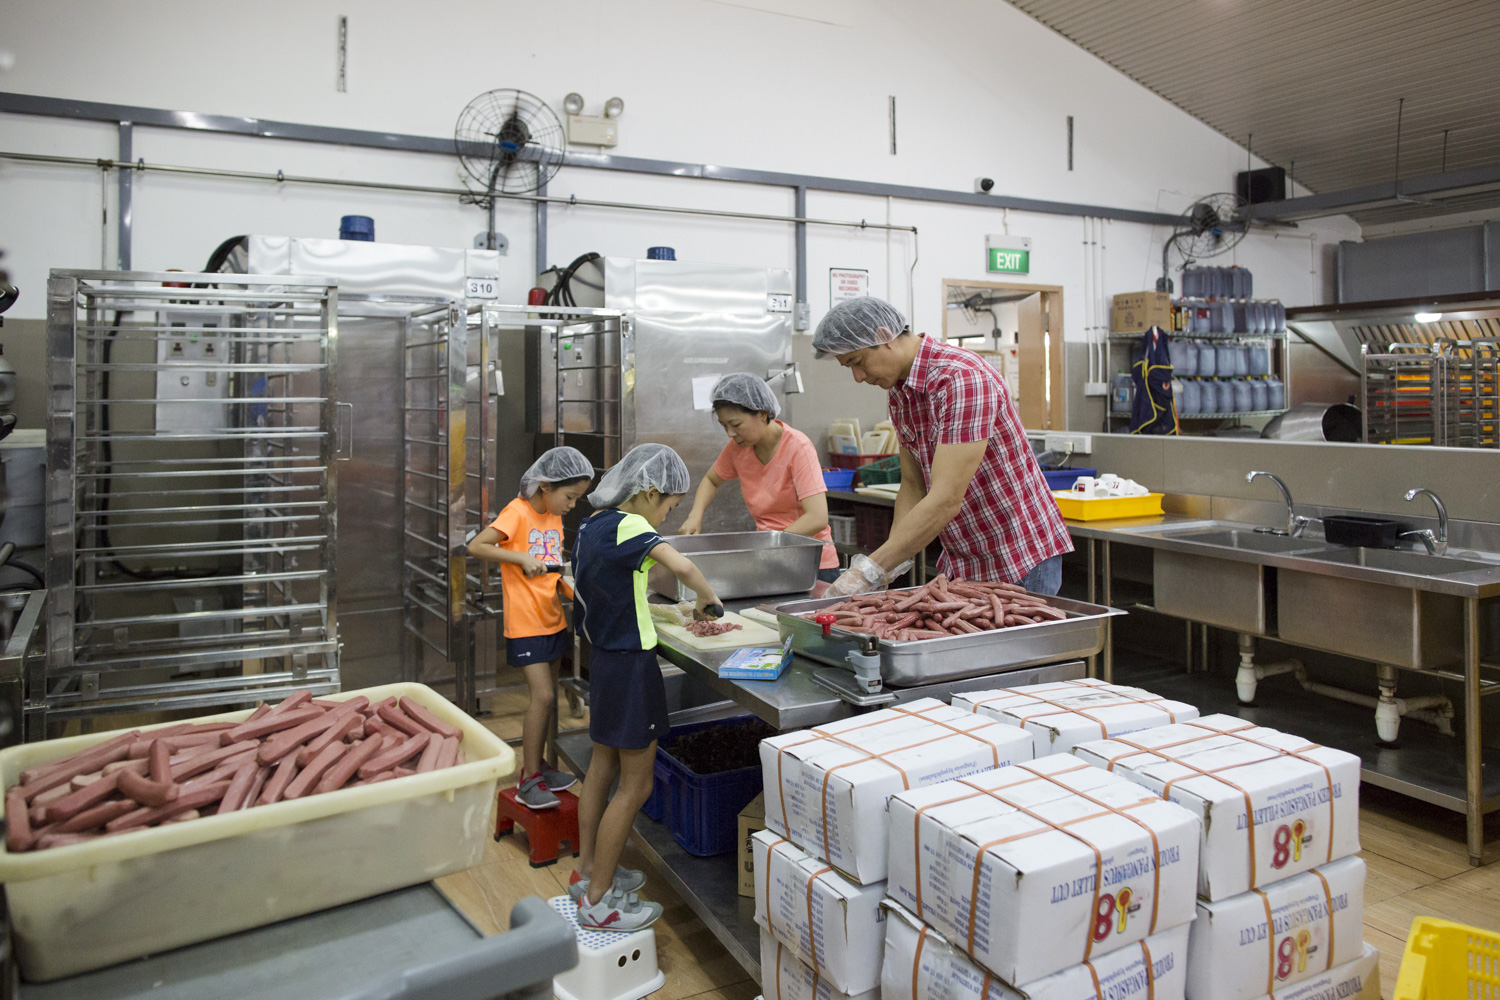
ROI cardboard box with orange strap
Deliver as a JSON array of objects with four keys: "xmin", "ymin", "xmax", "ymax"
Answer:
[
  {"xmin": 1185, "ymin": 855, "xmax": 1367, "ymax": 1000},
  {"xmin": 953, "ymin": 678, "xmax": 1200, "ymax": 758},
  {"xmin": 752, "ymin": 829, "xmax": 886, "ymax": 995},
  {"xmin": 886, "ymin": 754, "xmax": 1201, "ymax": 986},
  {"xmin": 1070, "ymin": 715, "xmax": 1362, "ymax": 900},
  {"xmin": 759, "ymin": 698, "xmax": 1034, "ymax": 885},
  {"xmin": 761, "ymin": 930, "xmax": 877, "ymax": 1000},
  {"xmin": 881, "ymin": 899, "xmax": 1191, "ymax": 1000}
]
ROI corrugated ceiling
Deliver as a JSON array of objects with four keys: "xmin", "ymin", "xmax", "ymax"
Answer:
[{"xmin": 1005, "ymin": 0, "xmax": 1500, "ymax": 227}]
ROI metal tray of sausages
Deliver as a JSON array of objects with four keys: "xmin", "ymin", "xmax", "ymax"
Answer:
[{"xmin": 768, "ymin": 589, "xmax": 1125, "ymax": 686}]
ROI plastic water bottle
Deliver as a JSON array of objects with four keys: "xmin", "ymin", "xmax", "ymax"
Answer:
[
  {"xmin": 1110, "ymin": 371, "xmax": 1134, "ymax": 416},
  {"xmin": 1250, "ymin": 378, "xmax": 1269, "ymax": 411},
  {"xmin": 1216, "ymin": 380, "xmax": 1237, "ymax": 413},
  {"xmin": 1232, "ymin": 379, "xmax": 1254, "ymax": 412},
  {"xmin": 1196, "ymin": 342, "xmax": 1215, "ymax": 377},
  {"xmin": 1266, "ymin": 377, "xmax": 1285, "ymax": 410},
  {"xmin": 1216, "ymin": 344, "xmax": 1237, "ymax": 376},
  {"xmin": 1179, "ymin": 379, "xmax": 1200, "ymax": 415},
  {"xmin": 1242, "ymin": 268, "xmax": 1254, "ymax": 299},
  {"xmin": 1273, "ymin": 301, "xmax": 1286, "ymax": 332},
  {"xmin": 1248, "ymin": 345, "xmax": 1270, "ymax": 375}
]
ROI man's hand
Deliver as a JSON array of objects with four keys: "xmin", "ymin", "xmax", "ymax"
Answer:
[{"xmin": 824, "ymin": 554, "xmax": 889, "ymax": 599}]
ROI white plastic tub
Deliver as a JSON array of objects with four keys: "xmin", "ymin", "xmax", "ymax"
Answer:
[{"xmin": 0, "ymin": 682, "xmax": 514, "ymax": 981}]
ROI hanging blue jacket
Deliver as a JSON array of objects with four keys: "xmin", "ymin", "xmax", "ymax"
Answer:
[{"xmin": 1130, "ymin": 326, "xmax": 1178, "ymax": 434}]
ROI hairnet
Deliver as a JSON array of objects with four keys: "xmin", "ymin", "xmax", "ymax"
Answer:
[
  {"xmin": 710, "ymin": 372, "xmax": 780, "ymax": 419},
  {"xmin": 811, "ymin": 296, "xmax": 908, "ymax": 359},
  {"xmin": 587, "ymin": 443, "xmax": 691, "ymax": 508},
  {"xmin": 519, "ymin": 446, "xmax": 595, "ymax": 499}
]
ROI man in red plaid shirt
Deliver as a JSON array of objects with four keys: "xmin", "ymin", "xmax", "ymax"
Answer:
[{"xmin": 813, "ymin": 297, "xmax": 1072, "ymax": 597}]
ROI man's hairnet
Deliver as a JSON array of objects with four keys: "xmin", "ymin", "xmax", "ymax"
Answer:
[
  {"xmin": 519, "ymin": 446, "xmax": 595, "ymax": 499},
  {"xmin": 711, "ymin": 372, "xmax": 780, "ymax": 419},
  {"xmin": 811, "ymin": 296, "xmax": 908, "ymax": 359},
  {"xmin": 587, "ymin": 443, "xmax": 691, "ymax": 508}
]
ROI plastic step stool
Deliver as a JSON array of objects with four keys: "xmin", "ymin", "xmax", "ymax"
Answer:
[
  {"xmin": 495, "ymin": 786, "xmax": 580, "ymax": 868},
  {"xmin": 549, "ymin": 895, "xmax": 665, "ymax": 1000}
]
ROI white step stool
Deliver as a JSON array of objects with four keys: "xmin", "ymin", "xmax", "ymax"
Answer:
[{"xmin": 549, "ymin": 895, "xmax": 665, "ymax": 1000}]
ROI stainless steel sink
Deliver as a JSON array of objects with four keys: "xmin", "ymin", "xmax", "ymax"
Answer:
[
  {"xmin": 1296, "ymin": 546, "xmax": 1494, "ymax": 576},
  {"xmin": 1166, "ymin": 528, "xmax": 1324, "ymax": 554}
]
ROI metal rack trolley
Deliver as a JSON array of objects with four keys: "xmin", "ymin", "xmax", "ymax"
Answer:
[
  {"xmin": 40, "ymin": 271, "xmax": 342, "ymax": 733},
  {"xmin": 1363, "ymin": 340, "xmax": 1500, "ymax": 448}
]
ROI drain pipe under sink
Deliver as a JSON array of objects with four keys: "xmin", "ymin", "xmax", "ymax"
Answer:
[{"xmin": 1235, "ymin": 634, "xmax": 1456, "ymax": 742}]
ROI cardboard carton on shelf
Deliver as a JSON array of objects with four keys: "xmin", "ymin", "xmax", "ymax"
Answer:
[
  {"xmin": 737, "ymin": 792, "xmax": 766, "ymax": 898},
  {"xmin": 752, "ymin": 830, "xmax": 885, "ymax": 995},
  {"xmin": 1071, "ymin": 715, "xmax": 1362, "ymax": 901},
  {"xmin": 759, "ymin": 698, "xmax": 1033, "ymax": 885},
  {"xmin": 881, "ymin": 900, "xmax": 1191, "ymax": 1000},
  {"xmin": 952, "ymin": 678, "xmax": 1199, "ymax": 758},
  {"xmin": 1112, "ymin": 291, "xmax": 1174, "ymax": 334},
  {"xmin": 1185, "ymin": 855, "xmax": 1367, "ymax": 1000},
  {"xmin": 887, "ymin": 755, "xmax": 1201, "ymax": 986}
]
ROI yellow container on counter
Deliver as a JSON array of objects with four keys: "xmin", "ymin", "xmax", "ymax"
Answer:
[{"xmin": 1052, "ymin": 491, "xmax": 1164, "ymax": 521}]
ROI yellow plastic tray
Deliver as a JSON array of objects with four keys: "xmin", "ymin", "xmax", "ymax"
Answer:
[
  {"xmin": 1052, "ymin": 491, "xmax": 1164, "ymax": 521},
  {"xmin": 1394, "ymin": 916, "xmax": 1500, "ymax": 999},
  {"xmin": 0, "ymin": 682, "xmax": 513, "ymax": 981}
]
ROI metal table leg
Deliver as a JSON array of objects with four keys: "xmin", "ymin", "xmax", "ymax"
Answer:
[
  {"xmin": 1085, "ymin": 538, "xmax": 1098, "ymax": 678},
  {"xmin": 1102, "ymin": 540, "xmax": 1113, "ymax": 683},
  {"xmin": 1466, "ymin": 596, "xmax": 1484, "ymax": 866}
]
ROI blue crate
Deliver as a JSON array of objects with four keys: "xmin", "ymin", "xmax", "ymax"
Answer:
[
  {"xmin": 1042, "ymin": 467, "xmax": 1096, "ymax": 492},
  {"xmin": 649, "ymin": 716, "xmax": 767, "ymax": 857},
  {"xmin": 821, "ymin": 468, "xmax": 856, "ymax": 491}
]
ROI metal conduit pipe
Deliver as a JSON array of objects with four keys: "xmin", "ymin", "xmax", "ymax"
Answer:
[{"xmin": 0, "ymin": 149, "xmax": 919, "ymax": 236}]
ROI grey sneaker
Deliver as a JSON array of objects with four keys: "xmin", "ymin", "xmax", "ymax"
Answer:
[
  {"xmin": 542, "ymin": 766, "xmax": 577, "ymax": 792},
  {"xmin": 576, "ymin": 888, "xmax": 662, "ymax": 932},
  {"xmin": 516, "ymin": 773, "xmax": 560, "ymax": 810},
  {"xmin": 568, "ymin": 866, "xmax": 646, "ymax": 901}
]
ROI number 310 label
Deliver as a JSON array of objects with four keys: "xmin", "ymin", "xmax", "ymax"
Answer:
[{"xmin": 466, "ymin": 277, "xmax": 498, "ymax": 299}]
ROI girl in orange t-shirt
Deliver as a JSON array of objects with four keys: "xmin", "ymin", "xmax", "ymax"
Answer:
[
  {"xmin": 467, "ymin": 446, "xmax": 593, "ymax": 810},
  {"xmin": 679, "ymin": 373, "xmax": 838, "ymax": 580}
]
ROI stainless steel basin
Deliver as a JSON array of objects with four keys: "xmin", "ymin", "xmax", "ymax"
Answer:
[
  {"xmin": 1296, "ymin": 547, "xmax": 1494, "ymax": 576},
  {"xmin": 1166, "ymin": 528, "xmax": 1324, "ymax": 554},
  {"xmin": 647, "ymin": 530, "xmax": 825, "ymax": 601}
]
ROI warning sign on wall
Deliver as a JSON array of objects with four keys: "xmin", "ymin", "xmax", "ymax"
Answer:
[{"xmin": 829, "ymin": 268, "xmax": 869, "ymax": 305}]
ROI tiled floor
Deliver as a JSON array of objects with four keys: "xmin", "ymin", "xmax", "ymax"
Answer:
[{"xmin": 450, "ymin": 685, "xmax": 1500, "ymax": 1000}]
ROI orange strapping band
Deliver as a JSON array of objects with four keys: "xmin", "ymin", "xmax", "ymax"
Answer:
[
  {"xmin": 1251, "ymin": 888, "xmax": 1277, "ymax": 996},
  {"xmin": 1312, "ymin": 867, "xmax": 1337, "ymax": 974},
  {"xmin": 887, "ymin": 703, "xmax": 1002, "ymax": 768},
  {"xmin": 968, "ymin": 681, "xmax": 1181, "ymax": 741},
  {"xmin": 1081, "ymin": 939, "xmax": 1157, "ymax": 1000},
  {"xmin": 763, "ymin": 836, "xmax": 795, "ymax": 943},
  {"xmin": 806, "ymin": 865, "xmax": 832, "ymax": 965},
  {"xmin": 1099, "ymin": 721, "xmax": 1339, "ymax": 886},
  {"xmin": 763, "ymin": 836, "xmax": 835, "ymax": 971},
  {"xmin": 912, "ymin": 924, "xmax": 930, "ymax": 1000}
]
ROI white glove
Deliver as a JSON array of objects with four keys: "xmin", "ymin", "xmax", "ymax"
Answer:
[{"xmin": 824, "ymin": 554, "xmax": 891, "ymax": 599}]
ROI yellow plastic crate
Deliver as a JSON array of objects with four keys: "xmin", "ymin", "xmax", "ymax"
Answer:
[
  {"xmin": 1394, "ymin": 916, "xmax": 1500, "ymax": 999},
  {"xmin": 1052, "ymin": 491, "xmax": 1164, "ymax": 521}
]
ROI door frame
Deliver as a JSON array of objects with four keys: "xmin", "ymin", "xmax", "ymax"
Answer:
[{"xmin": 940, "ymin": 278, "xmax": 1066, "ymax": 431}]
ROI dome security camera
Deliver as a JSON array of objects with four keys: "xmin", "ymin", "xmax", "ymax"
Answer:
[{"xmin": 974, "ymin": 177, "xmax": 995, "ymax": 194}]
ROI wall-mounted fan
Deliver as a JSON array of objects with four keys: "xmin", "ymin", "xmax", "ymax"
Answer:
[
  {"xmin": 455, "ymin": 89, "xmax": 565, "ymax": 250},
  {"xmin": 1156, "ymin": 193, "xmax": 1248, "ymax": 293}
]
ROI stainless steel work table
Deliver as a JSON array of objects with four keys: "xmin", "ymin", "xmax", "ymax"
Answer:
[
  {"xmin": 558, "ymin": 592, "xmax": 1086, "ymax": 981},
  {"xmin": 1064, "ymin": 514, "xmax": 1500, "ymax": 866}
]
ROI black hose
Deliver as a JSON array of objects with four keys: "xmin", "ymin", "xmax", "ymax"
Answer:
[
  {"xmin": 545, "ymin": 252, "xmax": 601, "ymax": 307},
  {"xmin": 201, "ymin": 235, "xmax": 247, "ymax": 276}
]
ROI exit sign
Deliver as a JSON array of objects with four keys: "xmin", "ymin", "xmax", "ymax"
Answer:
[{"xmin": 986, "ymin": 234, "xmax": 1032, "ymax": 274}]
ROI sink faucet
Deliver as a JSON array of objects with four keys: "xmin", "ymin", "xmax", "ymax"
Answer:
[
  {"xmin": 1245, "ymin": 471, "xmax": 1318, "ymax": 537},
  {"xmin": 1401, "ymin": 488, "xmax": 1448, "ymax": 556}
]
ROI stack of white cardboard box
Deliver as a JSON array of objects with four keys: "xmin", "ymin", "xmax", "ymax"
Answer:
[
  {"xmin": 754, "ymin": 698, "xmax": 1034, "ymax": 1000},
  {"xmin": 1072, "ymin": 714, "xmax": 1380, "ymax": 1000},
  {"xmin": 952, "ymin": 678, "xmax": 1201, "ymax": 758}
]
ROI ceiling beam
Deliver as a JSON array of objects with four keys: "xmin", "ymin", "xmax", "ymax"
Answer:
[{"xmin": 1240, "ymin": 161, "xmax": 1500, "ymax": 222}]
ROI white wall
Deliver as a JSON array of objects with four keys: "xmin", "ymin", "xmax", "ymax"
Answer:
[{"xmin": 0, "ymin": 0, "xmax": 1360, "ymax": 407}]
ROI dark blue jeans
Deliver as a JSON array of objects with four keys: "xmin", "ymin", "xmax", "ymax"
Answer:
[{"xmin": 1019, "ymin": 555, "xmax": 1063, "ymax": 596}]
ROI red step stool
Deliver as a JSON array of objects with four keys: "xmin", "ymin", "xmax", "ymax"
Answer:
[{"xmin": 495, "ymin": 786, "xmax": 580, "ymax": 868}]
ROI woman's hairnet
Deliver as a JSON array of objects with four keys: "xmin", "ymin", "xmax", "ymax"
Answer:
[
  {"xmin": 519, "ymin": 446, "xmax": 595, "ymax": 499},
  {"xmin": 811, "ymin": 296, "xmax": 908, "ymax": 359},
  {"xmin": 710, "ymin": 372, "xmax": 780, "ymax": 419},
  {"xmin": 587, "ymin": 443, "xmax": 691, "ymax": 508}
]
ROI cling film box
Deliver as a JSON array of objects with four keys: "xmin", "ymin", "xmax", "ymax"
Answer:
[
  {"xmin": 759, "ymin": 698, "xmax": 1034, "ymax": 885},
  {"xmin": 881, "ymin": 900, "xmax": 1190, "ymax": 1000},
  {"xmin": 886, "ymin": 755, "xmax": 1201, "ymax": 987},
  {"xmin": 952, "ymin": 678, "xmax": 1200, "ymax": 758},
  {"xmin": 1071, "ymin": 715, "xmax": 1361, "ymax": 901},
  {"xmin": 1185, "ymin": 855, "xmax": 1366, "ymax": 1000},
  {"xmin": 752, "ymin": 830, "xmax": 885, "ymax": 996}
]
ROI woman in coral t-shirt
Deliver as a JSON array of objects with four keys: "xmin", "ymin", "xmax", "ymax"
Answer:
[{"xmin": 678, "ymin": 374, "xmax": 839, "ymax": 582}]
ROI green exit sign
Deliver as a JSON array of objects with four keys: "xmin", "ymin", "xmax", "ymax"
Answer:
[{"xmin": 987, "ymin": 248, "xmax": 1030, "ymax": 274}]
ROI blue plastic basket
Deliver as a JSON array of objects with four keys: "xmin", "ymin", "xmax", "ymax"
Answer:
[
  {"xmin": 1042, "ymin": 467, "xmax": 1096, "ymax": 492},
  {"xmin": 822, "ymin": 468, "xmax": 856, "ymax": 491},
  {"xmin": 649, "ymin": 716, "xmax": 767, "ymax": 857}
]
